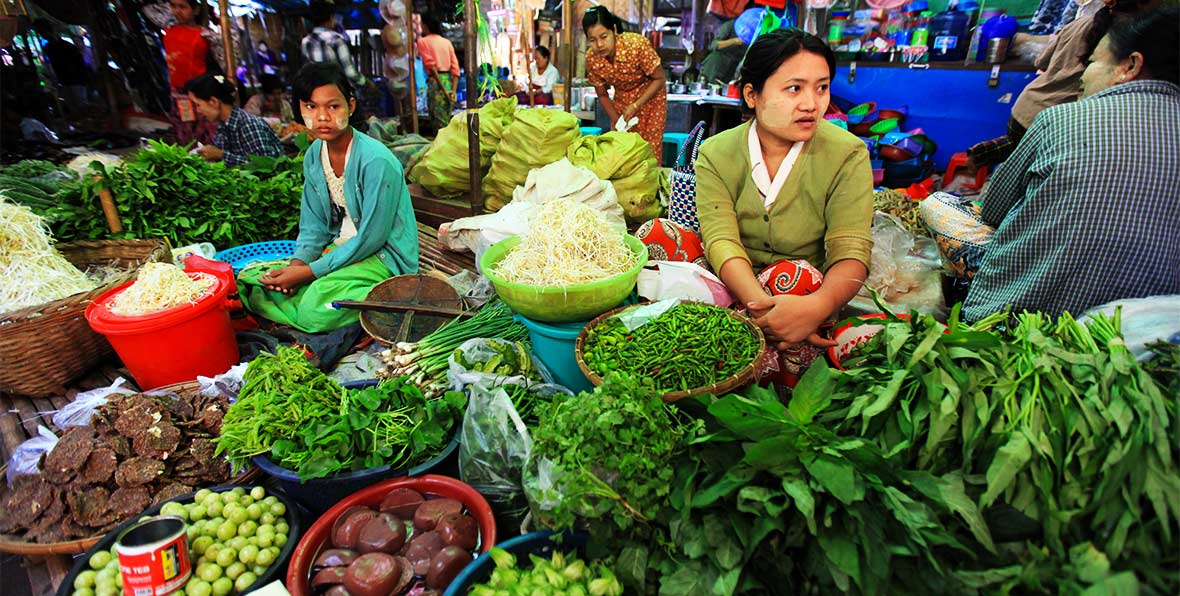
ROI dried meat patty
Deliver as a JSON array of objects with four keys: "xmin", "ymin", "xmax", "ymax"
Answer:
[
  {"xmin": 109, "ymin": 487, "xmax": 152, "ymax": 517},
  {"xmin": 67, "ymin": 486, "xmax": 111, "ymax": 526},
  {"xmin": 153, "ymin": 483, "xmax": 194, "ymax": 505},
  {"xmin": 41, "ymin": 427, "xmax": 95, "ymax": 482},
  {"xmin": 2, "ymin": 476, "xmax": 55, "ymax": 528},
  {"xmin": 132, "ymin": 422, "xmax": 182, "ymax": 459},
  {"xmin": 114, "ymin": 457, "xmax": 165, "ymax": 487},
  {"xmin": 79, "ymin": 448, "xmax": 118, "ymax": 484}
]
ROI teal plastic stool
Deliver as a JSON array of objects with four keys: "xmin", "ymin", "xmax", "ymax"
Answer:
[
  {"xmin": 579, "ymin": 126, "xmax": 603, "ymax": 136},
  {"xmin": 662, "ymin": 132, "xmax": 691, "ymax": 165},
  {"xmin": 514, "ymin": 314, "xmax": 594, "ymax": 393}
]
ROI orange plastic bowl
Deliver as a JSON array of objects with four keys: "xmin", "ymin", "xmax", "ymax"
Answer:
[{"xmin": 285, "ymin": 474, "xmax": 497, "ymax": 596}]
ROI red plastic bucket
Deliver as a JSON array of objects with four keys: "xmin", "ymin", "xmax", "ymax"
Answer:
[{"xmin": 85, "ymin": 271, "xmax": 239, "ymax": 390}]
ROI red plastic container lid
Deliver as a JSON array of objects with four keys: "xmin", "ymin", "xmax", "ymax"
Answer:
[{"xmin": 85, "ymin": 272, "xmax": 231, "ymax": 335}]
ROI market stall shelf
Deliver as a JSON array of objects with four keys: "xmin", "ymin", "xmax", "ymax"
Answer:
[{"xmin": 0, "ymin": 239, "xmax": 170, "ymax": 397}]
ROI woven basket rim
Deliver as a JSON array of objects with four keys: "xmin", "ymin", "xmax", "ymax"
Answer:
[
  {"xmin": 0, "ymin": 239, "xmax": 170, "ymax": 324},
  {"xmin": 0, "ymin": 380, "xmax": 260, "ymax": 555},
  {"xmin": 573, "ymin": 300, "xmax": 766, "ymax": 403}
]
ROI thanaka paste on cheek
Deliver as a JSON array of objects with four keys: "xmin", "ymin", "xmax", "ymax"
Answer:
[
  {"xmin": 335, "ymin": 111, "xmax": 349, "ymax": 130},
  {"xmin": 758, "ymin": 97, "xmax": 797, "ymax": 129}
]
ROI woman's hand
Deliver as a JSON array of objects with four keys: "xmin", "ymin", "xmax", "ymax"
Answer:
[
  {"xmin": 748, "ymin": 293, "xmax": 838, "ymax": 349},
  {"xmin": 259, "ymin": 262, "xmax": 315, "ymax": 295},
  {"xmin": 622, "ymin": 103, "xmax": 638, "ymax": 120},
  {"xmin": 196, "ymin": 145, "xmax": 224, "ymax": 162}
]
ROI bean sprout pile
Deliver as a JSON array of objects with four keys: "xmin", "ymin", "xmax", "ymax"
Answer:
[{"xmin": 492, "ymin": 197, "xmax": 639, "ymax": 286}]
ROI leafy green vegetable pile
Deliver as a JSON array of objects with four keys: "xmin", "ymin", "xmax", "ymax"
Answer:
[
  {"xmin": 581, "ymin": 303, "xmax": 761, "ymax": 394},
  {"xmin": 85, "ymin": 141, "xmax": 302, "ymax": 247},
  {"xmin": 469, "ymin": 547, "xmax": 623, "ymax": 596},
  {"xmin": 530, "ymin": 307, "xmax": 1179, "ymax": 595},
  {"xmin": 214, "ymin": 346, "xmax": 466, "ymax": 481},
  {"xmin": 1144, "ymin": 340, "xmax": 1179, "ymax": 396},
  {"xmin": 523, "ymin": 374, "xmax": 702, "ymax": 536}
]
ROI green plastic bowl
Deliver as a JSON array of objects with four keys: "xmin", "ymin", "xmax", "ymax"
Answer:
[{"xmin": 480, "ymin": 234, "xmax": 648, "ymax": 323}]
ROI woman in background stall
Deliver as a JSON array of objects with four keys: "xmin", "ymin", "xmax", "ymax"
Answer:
[
  {"xmin": 417, "ymin": 14, "xmax": 460, "ymax": 131},
  {"xmin": 185, "ymin": 74, "xmax": 282, "ymax": 166},
  {"xmin": 164, "ymin": 0, "xmax": 219, "ymax": 145},
  {"xmin": 524, "ymin": 45, "xmax": 560, "ymax": 105},
  {"xmin": 583, "ymin": 6, "xmax": 667, "ymax": 162}
]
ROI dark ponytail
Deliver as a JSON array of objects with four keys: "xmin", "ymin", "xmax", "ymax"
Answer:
[
  {"xmin": 183, "ymin": 73, "xmax": 236, "ymax": 105},
  {"xmin": 582, "ymin": 6, "xmax": 621, "ymax": 35}
]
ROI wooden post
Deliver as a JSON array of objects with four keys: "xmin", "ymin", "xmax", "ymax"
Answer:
[
  {"xmin": 93, "ymin": 176, "xmax": 123, "ymax": 234},
  {"xmin": 463, "ymin": 0, "xmax": 482, "ymax": 212},
  {"xmin": 562, "ymin": 0, "xmax": 573, "ymax": 112},
  {"xmin": 407, "ymin": 15, "xmax": 419, "ymax": 135},
  {"xmin": 218, "ymin": 0, "xmax": 235, "ymax": 77}
]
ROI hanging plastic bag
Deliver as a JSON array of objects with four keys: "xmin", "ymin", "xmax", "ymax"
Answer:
[
  {"xmin": 51, "ymin": 378, "xmax": 136, "ymax": 429},
  {"xmin": 458, "ymin": 383, "xmax": 533, "ymax": 520},
  {"xmin": 6, "ymin": 426, "xmax": 58, "ymax": 487}
]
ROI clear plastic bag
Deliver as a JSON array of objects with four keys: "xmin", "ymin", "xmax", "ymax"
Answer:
[
  {"xmin": 852, "ymin": 212, "xmax": 946, "ymax": 318},
  {"xmin": 6, "ymin": 426, "xmax": 57, "ymax": 487},
  {"xmin": 447, "ymin": 337, "xmax": 556, "ymax": 391},
  {"xmin": 51, "ymin": 378, "xmax": 136, "ymax": 429},
  {"xmin": 197, "ymin": 363, "xmax": 248, "ymax": 402},
  {"xmin": 1081, "ymin": 295, "xmax": 1180, "ymax": 361},
  {"xmin": 458, "ymin": 375, "xmax": 571, "ymax": 527},
  {"xmin": 458, "ymin": 384, "xmax": 532, "ymax": 510}
]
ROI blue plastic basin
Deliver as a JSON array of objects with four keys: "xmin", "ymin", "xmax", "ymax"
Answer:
[{"xmin": 514, "ymin": 315, "xmax": 593, "ymax": 393}]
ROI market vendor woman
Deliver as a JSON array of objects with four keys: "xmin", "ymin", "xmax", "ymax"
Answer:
[
  {"xmin": 240, "ymin": 63, "xmax": 420, "ymax": 333},
  {"xmin": 642, "ymin": 28, "xmax": 872, "ymax": 386},
  {"xmin": 184, "ymin": 74, "xmax": 283, "ymax": 166},
  {"xmin": 584, "ymin": 6, "xmax": 667, "ymax": 162}
]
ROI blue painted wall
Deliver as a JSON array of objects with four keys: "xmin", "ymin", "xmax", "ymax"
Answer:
[{"xmin": 832, "ymin": 65, "xmax": 1037, "ymax": 169}]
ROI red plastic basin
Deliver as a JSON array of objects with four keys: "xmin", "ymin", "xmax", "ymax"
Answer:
[
  {"xmin": 85, "ymin": 272, "xmax": 239, "ymax": 389},
  {"xmin": 285, "ymin": 474, "xmax": 497, "ymax": 596}
]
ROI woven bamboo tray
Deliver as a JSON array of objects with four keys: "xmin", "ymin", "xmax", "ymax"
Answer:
[
  {"xmin": 0, "ymin": 239, "xmax": 171, "ymax": 397},
  {"xmin": 574, "ymin": 301, "xmax": 766, "ymax": 402},
  {"xmin": 0, "ymin": 380, "xmax": 261, "ymax": 555}
]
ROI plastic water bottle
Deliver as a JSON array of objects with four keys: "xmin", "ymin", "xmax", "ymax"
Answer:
[{"xmin": 976, "ymin": 13, "xmax": 1019, "ymax": 62}]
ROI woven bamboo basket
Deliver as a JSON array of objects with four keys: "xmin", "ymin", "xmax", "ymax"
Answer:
[
  {"xmin": 0, "ymin": 239, "xmax": 171, "ymax": 397},
  {"xmin": 574, "ymin": 301, "xmax": 766, "ymax": 402},
  {"xmin": 0, "ymin": 380, "xmax": 261, "ymax": 555}
]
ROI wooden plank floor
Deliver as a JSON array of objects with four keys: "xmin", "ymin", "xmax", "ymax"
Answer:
[{"xmin": 0, "ymin": 223, "xmax": 477, "ymax": 595}]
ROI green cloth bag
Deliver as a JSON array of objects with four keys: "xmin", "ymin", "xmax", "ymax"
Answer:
[{"xmin": 238, "ymin": 255, "xmax": 391, "ymax": 334}]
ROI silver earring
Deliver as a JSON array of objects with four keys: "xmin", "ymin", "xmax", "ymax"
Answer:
[{"xmin": 1120, "ymin": 74, "xmax": 1127, "ymax": 81}]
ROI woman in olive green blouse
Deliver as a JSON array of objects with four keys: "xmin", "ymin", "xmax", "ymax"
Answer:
[{"xmin": 642, "ymin": 28, "xmax": 873, "ymax": 385}]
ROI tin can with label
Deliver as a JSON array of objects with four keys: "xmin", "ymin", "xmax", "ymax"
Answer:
[{"xmin": 115, "ymin": 516, "xmax": 191, "ymax": 596}]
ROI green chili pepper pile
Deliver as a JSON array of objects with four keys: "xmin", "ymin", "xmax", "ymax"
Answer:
[
  {"xmin": 581, "ymin": 303, "xmax": 760, "ymax": 393},
  {"xmin": 214, "ymin": 346, "xmax": 466, "ymax": 481}
]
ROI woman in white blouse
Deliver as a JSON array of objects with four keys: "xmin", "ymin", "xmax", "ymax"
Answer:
[{"xmin": 524, "ymin": 46, "xmax": 560, "ymax": 105}]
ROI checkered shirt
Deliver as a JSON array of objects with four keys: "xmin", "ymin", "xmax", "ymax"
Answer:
[
  {"xmin": 301, "ymin": 27, "xmax": 366, "ymax": 87},
  {"xmin": 962, "ymin": 80, "xmax": 1180, "ymax": 322},
  {"xmin": 213, "ymin": 107, "xmax": 283, "ymax": 167}
]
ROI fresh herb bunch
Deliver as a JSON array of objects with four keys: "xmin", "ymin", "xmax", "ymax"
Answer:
[
  {"xmin": 524, "ymin": 374, "xmax": 702, "ymax": 534},
  {"xmin": 582, "ymin": 303, "xmax": 761, "ymax": 394},
  {"xmin": 215, "ymin": 346, "xmax": 466, "ymax": 480},
  {"xmin": 1143, "ymin": 340, "xmax": 1179, "ymax": 396},
  {"xmin": 0, "ymin": 160, "xmax": 64, "ymax": 179},
  {"xmin": 79, "ymin": 140, "xmax": 302, "ymax": 246}
]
